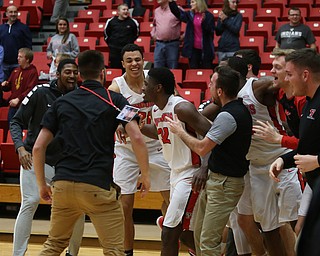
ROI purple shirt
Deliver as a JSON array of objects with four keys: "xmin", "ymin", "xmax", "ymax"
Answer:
[
  {"xmin": 151, "ymin": 4, "xmax": 181, "ymax": 41},
  {"xmin": 193, "ymin": 12, "xmax": 203, "ymax": 49}
]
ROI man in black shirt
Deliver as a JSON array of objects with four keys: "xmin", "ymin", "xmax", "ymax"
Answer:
[
  {"xmin": 33, "ymin": 50, "xmax": 150, "ymax": 255},
  {"xmin": 104, "ymin": 3, "xmax": 139, "ymax": 69},
  {"xmin": 10, "ymin": 59, "xmax": 83, "ymax": 256},
  {"xmin": 270, "ymin": 48, "xmax": 320, "ymax": 189}
]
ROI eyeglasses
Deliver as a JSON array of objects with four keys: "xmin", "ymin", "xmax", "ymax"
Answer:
[{"xmin": 289, "ymin": 14, "xmax": 300, "ymax": 17}]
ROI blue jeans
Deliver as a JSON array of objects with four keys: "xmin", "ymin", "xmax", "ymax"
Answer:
[
  {"xmin": 3, "ymin": 63, "xmax": 19, "ymax": 81},
  {"xmin": 154, "ymin": 40, "xmax": 180, "ymax": 69},
  {"xmin": 216, "ymin": 51, "xmax": 236, "ymax": 64},
  {"xmin": 124, "ymin": 0, "xmax": 141, "ymax": 8}
]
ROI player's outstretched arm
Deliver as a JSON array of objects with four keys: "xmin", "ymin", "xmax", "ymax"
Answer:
[{"xmin": 125, "ymin": 120, "xmax": 150, "ymax": 197}]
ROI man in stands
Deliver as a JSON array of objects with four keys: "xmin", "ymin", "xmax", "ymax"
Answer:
[
  {"xmin": 275, "ymin": 7, "xmax": 316, "ymax": 50},
  {"xmin": 0, "ymin": 5, "xmax": 32, "ymax": 80}
]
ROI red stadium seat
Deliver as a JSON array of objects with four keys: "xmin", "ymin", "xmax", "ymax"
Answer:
[
  {"xmin": 139, "ymin": 22, "xmax": 153, "ymax": 36},
  {"xmin": 0, "ymin": 107, "xmax": 9, "ymax": 142},
  {"xmin": 143, "ymin": 52, "xmax": 154, "ymax": 63},
  {"xmin": 237, "ymin": 0, "xmax": 261, "ymax": 10},
  {"xmin": 305, "ymin": 22, "xmax": 320, "ymax": 37},
  {"xmin": 208, "ymin": 8, "xmax": 220, "ymax": 21},
  {"xmin": 85, "ymin": 22, "xmax": 105, "ymax": 38},
  {"xmin": 171, "ymin": 69, "xmax": 183, "ymax": 86},
  {"xmin": 95, "ymin": 37, "xmax": 109, "ymax": 52},
  {"xmin": 77, "ymin": 37, "xmax": 98, "ymax": 51},
  {"xmin": 182, "ymin": 69, "xmax": 212, "ymax": 92},
  {"xmin": 260, "ymin": 52, "xmax": 275, "ymax": 70},
  {"xmin": 255, "ymin": 7, "xmax": 281, "ymax": 23},
  {"xmin": 20, "ymin": 0, "xmax": 43, "ymax": 29},
  {"xmin": 274, "ymin": 21, "xmax": 288, "ymax": 35},
  {"xmin": 263, "ymin": 0, "xmax": 287, "ymax": 16},
  {"xmin": 287, "ymin": 0, "xmax": 313, "ymax": 16},
  {"xmin": 99, "ymin": 9, "xmax": 118, "ymax": 23},
  {"xmin": 135, "ymin": 36, "xmax": 151, "ymax": 53},
  {"xmin": 74, "ymin": 9, "xmax": 100, "ymax": 25},
  {"xmin": 87, "ymin": 0, "xmax": 112, "ymax": 11},
  {"xmin": 240, "ymin": 36, "xmax": 265, "ymax": 54},
  {"xmin": 266, "ymin": 34, "xmax": 277, "ymax": 52},
  {"xmin": 176, "ymin": 87, "xmax": 202, "ymax": 108},
  {"xmin": 308, "ymin": 8, "xmax": 320, "ymax": 21},
  {"xmin": 1, "ymin": 0, "xmax": 21, "ymax": 10},
  {"xmin": 105, "ymin": 68, "xmax": 122, "ymax": 87},
  {"xmin": 69, "ymin": 22, "xmax": 87, "ymax": 37},
  {"xmin": 238, "ymin": 8, "xmax": 254, "ymax": 24},
  {"xmin": 43, "ymin": 0, "xmax": 53, "ymax": 16},
  {"xmin": 246, "ymin": 22, "xmax": 273, "ymax": 38},
  {"xmin": 2, "ymin": 10, "xmax": 29, "ymax": 25}
]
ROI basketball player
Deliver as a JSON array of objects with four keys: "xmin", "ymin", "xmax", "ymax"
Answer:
[
  {"xmin": 142, "ymin": 67, "xmax": 211, "ymax": 256},
  {"xmin": 108, "ymin": 44, "xmax": 171, "ymax": 256}
]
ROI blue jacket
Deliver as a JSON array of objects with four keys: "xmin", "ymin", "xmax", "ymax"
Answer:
[
  {"xmin": 0, "ymin": 20, "xmax": 32, "ymax": 64},
  {"xmin": 169, "ymin": 1, "xmax": 215, "ymax": 62},
  {"xmin": 216, "ymin": 12, "xmax": 242, "ymax": 52}
]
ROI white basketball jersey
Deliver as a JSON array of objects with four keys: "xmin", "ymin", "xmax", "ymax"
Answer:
[
  {"xmin": 152, "ymin": 95, "xmax": 200, "ymax": 171},
  {"xmin": 113, "ymin": 71, "xmax": 156, "ymax": 145},
  {"xmin": 238, "ymin": 78, "xmax": 291, "ymax": 164}
]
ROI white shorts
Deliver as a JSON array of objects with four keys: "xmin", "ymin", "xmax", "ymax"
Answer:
[
  {"xmin": 298, "ymin": 183, "xmax": 313, "ymax": 217},
  {"xmin": 163, "ymin": 168, "xmax": 198, "ymax": 229},
  {"xmin": 237, "ymin": 173, "xmax": 253, "ymax": 215},
  {"xmin": 229, "ymin": 208, "xmax": 252, "ymax": 255},
  {"xmin": 250, "ymin": 164, "xmax": 302, "ymax": 231},
  {"xmin": 113, "ymin": 141, "xmax": 170, "ymax": 194}
]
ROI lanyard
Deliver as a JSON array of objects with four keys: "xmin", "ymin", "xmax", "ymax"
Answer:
[{"xmin": 80, "ymin": 85, "xmax": 121, "ymax": 112}]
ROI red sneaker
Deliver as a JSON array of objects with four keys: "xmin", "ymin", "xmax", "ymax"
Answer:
[{"xmin": 156, "ymin": 216, "xmax": 164, "ymax": 230}]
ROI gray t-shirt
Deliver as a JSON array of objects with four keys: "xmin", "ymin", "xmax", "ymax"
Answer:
[
  {"xmin": 206, "ymin": 111, "xmax": 237, "ymax": 145},
  {"xmin": 275, "ymin": 23, "xmax": 316, "ymax": 49}
]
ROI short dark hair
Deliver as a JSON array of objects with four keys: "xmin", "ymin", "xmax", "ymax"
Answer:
[
  {"xmin": 288, "ymin": 6, "xmax": 301, "ymax": 15},
  {"xmin": 148, "ymin": 67, "xmax": 175, "ymax": 95},
  {"xmin": 234, "ymin": 49, "xmax": 261, "ymax": 76},
  {"xmin": 227, "ymin": 56, "xmax": 248, "ymax": 80},
  {"xmin": 285, "ymin": 48, "xmax": 320, "ymax": 74},
  {"xmin": 214, "ymin": 65, "xmax": 240, "ymax": 98},
  {"xmin": 121, "ymin": 44, "xmax": 144, "ymax": 60},
  {"xmin": 57, "ymin": 59, "xmax": 77, "ymax": 73},
  {"xmin": 78, "ymin": 50, "xmax": 105, "ymax": 79}
]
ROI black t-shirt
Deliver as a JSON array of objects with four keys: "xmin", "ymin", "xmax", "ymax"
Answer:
[{"xmin": 41, "ymin": 80, "xmax": 129, "ymax": 190}]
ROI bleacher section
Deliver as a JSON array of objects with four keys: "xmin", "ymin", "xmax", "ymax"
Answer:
[{"xmin": 0, "ymin": 0, "xmax": 319, "ymax": 207}]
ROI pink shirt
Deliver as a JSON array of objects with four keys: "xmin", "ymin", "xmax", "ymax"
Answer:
[
  {"xmin": 193, "ymin": 12, "xmax": 203, "ymax": 49},
  {"xmin": 151, "ymin": 4, "xmax": 181, "ymax": 41}
]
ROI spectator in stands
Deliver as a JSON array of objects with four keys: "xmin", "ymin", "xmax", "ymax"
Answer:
[
  {"xmin": 0, "ymin": 5, "xmax": 32, "ymax": 80},
  {"xmin": 104, "ymin": 4, "xmax": 139, "ymax": 70},
  {"xmin": 1, "ymin": 48, "xmax": 38, "ymax": 123},
  {"xmin": 124, "ymin": 0, "xmax": 141, "ymax": 8},
  {"xmin": 216, "ymin": 0, "xmax": 242, "ymax": 63},
  {"xmin": 234, "ymin": 49, "xmax": 261, "ymax": 79},
  {"xmin": 10, "ymin": 59, "xmax": 84, "ymax": 256},
  {"xmin": 33, "ymin": 50, "xmax": 150, "ymax": 256},
  {"xmin": 169, "ymin": 0, "xmax": 215, "ymax": 69},
  {"xmin": 50, "ymin": 0, "xmax": 69, "ymax": 24},
  {"xmin": 47, "ymin": 17, "xmax": 79, "ymax": 80},
  {"xmin": 275, "ymin": 7, "xmax": 316, "ymax": 50},
  {"xmin": 151, "ymin": 0, "xmax": 181, "ymax": 69}
]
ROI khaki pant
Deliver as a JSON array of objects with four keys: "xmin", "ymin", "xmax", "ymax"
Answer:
[
  {"xmin": 39, "ymin": 181, "xmax": 124, "ymax": 256},
  {"xmin": 194, "ymin": 172, "xmax": 244, "ymax": 256}
]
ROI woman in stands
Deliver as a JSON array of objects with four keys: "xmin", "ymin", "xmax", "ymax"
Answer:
[
  {"xmin": 169, "ymin": 0, "xmax": 215, "ymax": 69},
  {"xmin": 215, "ymin": 0, "xmax": 242, "ymax": 63},
  {"xmin": 47, "ymin": 17, "xmax": 79, "ymax": 77}
]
